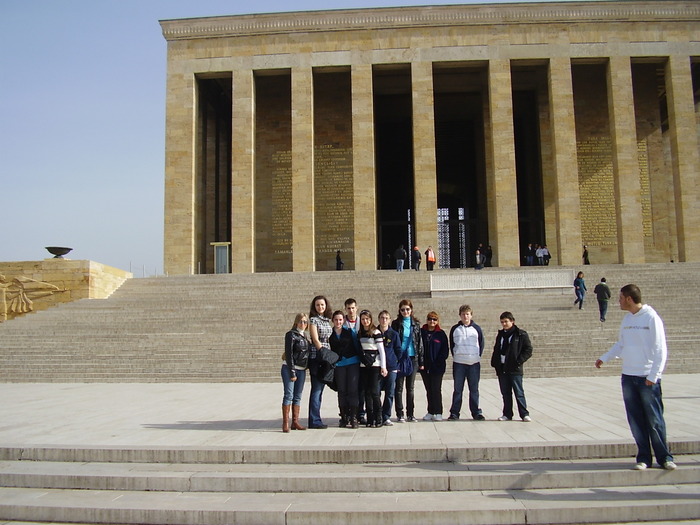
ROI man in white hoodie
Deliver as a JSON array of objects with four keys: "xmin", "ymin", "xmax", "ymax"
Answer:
[
  {"xmin": 595, "ymin": 284, "xmax": 676, "ymax": 471},
  {"xmin": 448, "ymin": 305, "xmax": 485, "ymax": 420}
]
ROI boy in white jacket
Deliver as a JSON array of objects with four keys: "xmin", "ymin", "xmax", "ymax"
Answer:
[
  {"xmin": 595, "ymin": 284, "xmax": 675, "ymax": 471},
  {"xmin": 448, "ymin": 305, "xmax": 485, "ymax": 420}
]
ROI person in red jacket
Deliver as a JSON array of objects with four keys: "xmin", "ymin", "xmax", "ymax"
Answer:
[{"xmin": 420, "ymin": 311, "xmax": 449, "ymax": 421}]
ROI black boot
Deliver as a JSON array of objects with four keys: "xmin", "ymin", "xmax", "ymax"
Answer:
[
  {"xmin": 339, "ymin": 407, "xmax": 348, "ymax": 428},
  {"xmin": 349, "ymin": 407, "xmax": 359, "ymax": 429}
]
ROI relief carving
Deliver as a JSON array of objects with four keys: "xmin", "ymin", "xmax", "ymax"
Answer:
[{"xmin": 0, "ymin": 274, "xmax": 62, "ymax": 322}]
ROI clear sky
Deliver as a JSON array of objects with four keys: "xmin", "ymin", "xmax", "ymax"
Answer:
[{"xmin": 1, "ymin": 0, "xmax": 562, "ymax": 276}]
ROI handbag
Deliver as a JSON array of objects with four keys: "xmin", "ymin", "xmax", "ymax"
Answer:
[
  {"xmin": 360, "ymin": 350, "xmax": 376, "ymax": 368},
  {"xmin": 397, "ymin": 351, "xmax": 413, "ymax": 378}
]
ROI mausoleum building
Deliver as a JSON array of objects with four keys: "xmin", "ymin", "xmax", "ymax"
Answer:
[{"xmin": 160, "ymin": 1, "xmax": 699, "ymax": 274}]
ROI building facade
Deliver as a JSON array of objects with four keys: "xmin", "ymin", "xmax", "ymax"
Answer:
[{"xmin": 160, "ymin": 1, "xmax": 699, "ymax": 274}]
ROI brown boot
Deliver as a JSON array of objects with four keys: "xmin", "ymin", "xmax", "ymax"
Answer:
[
  {"xmin": 291, "ymin": 404, "xmax": 306, "ymax": 430},
  {"xmin": 282, "ymin": 404, "xmax": 291, "ymax": 433}
]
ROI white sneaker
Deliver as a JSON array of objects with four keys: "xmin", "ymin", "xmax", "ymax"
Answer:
[
  {"xmin": 633, "ymin": 462, "xmax": 648, "ymax": 470},
  {"xmin": 398, "ymin": 416, "xmax": 406, "ymax": 423},
  {"xmin": 522, "ymin": 415, "xmax": 532, "ymax": 422},
  {"xmin": 423, "ymin": 413, "xmax": 434, "ymax": 421},
  {"xmin": 497, "ymin": 416, "xmax": 511, "ymax": 421},
  {"xmin": 663, "ymin": 461, "xmax": 677, "ymax": 470},
  {"xmin": 433, "ymin": 414, "xmax": 443, "ymax": 421},
  {"xmin": 383, "ymin": 419, "xmax": 394, "ymax": 426}
]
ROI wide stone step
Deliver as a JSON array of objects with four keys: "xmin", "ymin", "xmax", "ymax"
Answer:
[
  {"xmin": 1, "ymin": 456, "xmax": 698, "ymax": 493},
  {"xmin": 0, "ymin": 484, "xmax": 698, "ymax": 525}
]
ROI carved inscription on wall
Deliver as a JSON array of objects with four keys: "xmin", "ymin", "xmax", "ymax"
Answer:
[
  {"xmin": 271, "ymin": 150, "xmax": 293, "ymax": 255},
  {"xmin": 637, "ymin": 140, "xmax": 653, "ymax": 238},
  {"xmin": 577, "ymin": 136, "xmax": 617, "ymax": 245},
  {"xmin": 314, "ymin": 144, "xmax": 354, "ymax": 260}
]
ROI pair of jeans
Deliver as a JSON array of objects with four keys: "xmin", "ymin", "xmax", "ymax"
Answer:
[
  {"xmin": 449, "ymin": 362, "xmax": 482, "ymax": 419},
  {"xmin": 395, "ymin": 356, "xmax": 418, "ymax": 418},
  {"xmin": 419, "ymin": 370, "xmax": 444, "ymax": 415},
  {"xmin": 621, "ymin": 374, "xmax": 673, "ymax": 467},
  {"xmin": 335, "ymin": 363, "xmax": 360, "ymax": 409},
  {"xmin": 396, "ymin": 259, "xmax": 404, "ymax": 271},
  {"xmin": 598, "ymin": 300, "xmax": 609, "ymax": 321},
  {"xmin": 281, "ymin": 365, "xmax": 306, "ymax": 405},
  {"xmin": 361, "ymin": 366, "xmax": 382, "ymax": 424},
  {"xmin": 497, "ymin": 373, "xmax": 528, "ymax": 419},
  {"xmin": 308, "ymin": 373, "xmax": 326, "ymax": 426},
  {"xmin": 381, "ymin": 370, "xmax": 397, "ymax": 422},
  {"xmin": 575, "ymin": 290, "xmax": 585, "ymax": 309}
]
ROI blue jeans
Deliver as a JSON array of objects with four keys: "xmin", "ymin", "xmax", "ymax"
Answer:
[
  {"xmin": 281, "ymin": 365, "xmax": 306, "ymax": 405},
  {"xmin": 621, "ymin": 374, "xmax": 673, "ymax": 467},
  {"xmin": 497, "ymin": 373, "xmax": 528, "ymax": 419},
  {"xmin": 381, "ymin": 371, "xmax": 397, "ymax": 422},
  {"xmin": 450, "ymin": 362, "xmax": 482, "ymax": 419},
  {"xmin": 598, "ymin": 300, "xmax": 609, "ymax": 321},
  {"xmin": 575, "ymin": 290, "xmax": 585, "ymax": 309},
  {"xmin": 308, "ymin": 373, "xmax": 326, "ymax": 426},
  {"xmin": 396, "ymin": 259, "xmax": 404, "ymax": 271}
]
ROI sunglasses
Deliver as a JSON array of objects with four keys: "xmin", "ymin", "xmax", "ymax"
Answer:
[
  {"xmin": 427, "ymin": 317, "xmax": 438, "ymax": 322},
  {"xmin": 400, "ymin": 308, "xmax": 411, "ymax": 312}
]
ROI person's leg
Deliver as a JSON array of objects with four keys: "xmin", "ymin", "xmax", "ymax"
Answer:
[
  {"xmin": 419, "ymin": 369, "xmax": 432, "ymax": 415},
  {"xmin": 395, "ymin": 374, "xmax": 405, "ymax": 419},
  {"xmin": 449, "ymin": 362, "xmax": 467, "ymax": 418},
  {"xmin": 638, "ymin": 379, "xmax": 674, "ymax": 466},
  {"xmin": 498, "ymin": 374, "xmax": 514, "ymax": 419},
  {"xmin": 369, "ymin": 367, "xmax": 382, "ymax": 425},
  {"xmin": 381, "ymin": 370, "xmax": 397, "ymax": 422},
  {"xmin": 406, "ymin": 357, "xmax": 418, "ymax": 418},
  {"xmin": 622, "ymin": 374, "xmax": 653, "ymax": 466},
  {"xmin": 308, "ymin": 373, "xmax": 326, "ymax": 427},
  {"xmin": 601, "ymin": 300, "xmax": 608, "ymax": 321},
  {"xmin": 465, "ymin": 362, "xmax": 483, "ymax": 418},
  {"xmin": 432, "ymin": 373, "xmax": 444, "ymax": 416},
  {"xmin": 281, "ymin": 365, "xmax": 294, "ymax": 432},
  {"xmin": 346, "ymin": 363, "xmax": 360, "ymax": 427},
  {"xmin": 292, "ymin": 369, "xmax": 306, "ymax": 406},
  {"xmin": 511, "ymin": 374, "xmax": 529, "ymax": 418}
]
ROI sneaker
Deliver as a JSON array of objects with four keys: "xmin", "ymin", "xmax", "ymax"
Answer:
[
  {"xmin": 434, "ymin": 414, "xmax": 443, "ymax": 421},
  {"xmin": 497, "ymin": 416, "xmax": 511, "ymax": 421},
  {"xmin": 633, "ymin": 462, "xmax": 648, "ymax": 470},
  {"xmin": 407, "ymin": 416, "xmax": 418, "ymax": 422},
  {"xmin": 398, "ymin": 416, "xmax": 406, "ymax": 423},
  {"xmin": 474, "ymin": 414, "xmax": 485, "ymax": 421},
  {"xmin": 423, "ymin": 413, "xmax": 433, "ymax": 421},
  {"xmin": 447, "ymin": 414, "xmax": 459, "ymax": 421},
  {"xmin": 383, "ymin": 419, "xmax": 394, "ymax": 426},
  {"xmin": 522, "ymin": 415, "xmax": 532, "ymax": 422},
  {"xmin": 663, "ymin": 461, "xmax": 677, "ymax": 470}
]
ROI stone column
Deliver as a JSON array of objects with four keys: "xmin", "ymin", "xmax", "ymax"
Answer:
[
  {"xmin": 164, "ymin": 69, "xmax": 196, "ymax": 275},
  {"xmin": 665, "ymin": 55, "xmax": 700, "ymax": 262},
  {"xmin": 351, "ymin": 64, "xmax": 377, "ymax": 270},
  {"xmin": 291, "ymin": 67, "xmax": 315, "ymax": 271},
  {"xmin": 547, "ymin": 57, "xmax": 582, "ymax": 265},
  {"xmin": 231, "ymin": 69, "xmax": 255, "ymax": 273},
  {"xmin": 607, "ymin": 56, "xmax": 645, "ymax": 263},
  {"xmin": 485, "ymin": 59, "xmax": 519, "ymax": 267},
  {"xmin": 411, "ymin": 61, "xmax": 438, "ymax": 258}
]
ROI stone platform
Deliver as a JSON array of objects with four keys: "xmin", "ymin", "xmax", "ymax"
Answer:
[{"xmin": 0, "ymin": 375, "xmax": 698, "ymax": 524}]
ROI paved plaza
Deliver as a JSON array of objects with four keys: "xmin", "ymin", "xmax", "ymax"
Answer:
[{"xmin": 1, "ymin": 374, "xmax": 698, "ymax": 455}]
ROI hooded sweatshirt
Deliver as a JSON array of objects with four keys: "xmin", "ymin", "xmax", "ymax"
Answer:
[
  {"xmin": 449, "ymin": 321, "xmax": 484, "ymax": 365},
  {"xmin": 598, "ymin": 304, "xmax": 667, "ymax": 383}
]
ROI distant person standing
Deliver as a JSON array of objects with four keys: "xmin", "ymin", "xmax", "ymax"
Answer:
[
  {"xmin": 573, "ymin": 271, "xmax": 587, "ymax": 310},
  {"xmin": 425, "ymin": 246, "xmax": 436, "ymax": 271},
  {"xmin": 394, "ymin": 244, "xmax": 407, "ymax": 272},
  {"xmin": 485, "ymin": 245, "xmax": 493, "ymax": 267},
  {"xmin": 336, "ymin": 250, "xmax": 344, "ymax": 270},
  {"xmin": 595, "ymin": 284, "xmax": 676, "ymax": 471},
  {"xmin": 583, "ymin": 245, "xmax": 590, "ymax": 265},
  {"xmin": 412, "ymin": 246, "xmax": 422, "ymax": 271},
  {"xmin": 491, "ymin": 311, "xmax": 533, "ymax": 422},
  {"xmin": 594, "ymin": 277, "xmax": 612, "ymax": 322}
]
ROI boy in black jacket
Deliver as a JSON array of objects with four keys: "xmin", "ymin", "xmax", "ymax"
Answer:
[{"xmin": 491, "ymin": 311, "xmax": 533, "ymax": 422}]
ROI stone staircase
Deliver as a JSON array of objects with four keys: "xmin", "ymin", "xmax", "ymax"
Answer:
[
  {"xmin": 1, "ymin": 263, "xmax": 699, "ymax": 382},
  {"xmin": 0, "ymin": 447, "xmax": 698, "ymax": 524}
]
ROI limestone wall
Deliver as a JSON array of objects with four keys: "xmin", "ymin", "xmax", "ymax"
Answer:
[{"xmin": 0, "ymin": 260, "xmax": 132, "ymax": 321}]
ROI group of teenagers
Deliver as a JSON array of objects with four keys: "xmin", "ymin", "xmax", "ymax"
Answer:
[{"xmin": 280, "ymin": 296, "xmax": 533, "ymax": 433}]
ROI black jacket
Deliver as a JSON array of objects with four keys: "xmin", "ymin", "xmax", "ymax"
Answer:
[
  {"xmin": 491, "ymin": 326, "xmax": 533, "ymax": 375},
  {"xmin": 284, "ymin": 329, "xmax": 310, "ymax": 377},
  {"xmin": 391, "ymin": 317, "xmax": 425, "ymax": 367}
]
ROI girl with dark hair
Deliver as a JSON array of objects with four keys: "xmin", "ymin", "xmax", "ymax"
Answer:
[
  {"xmin": 358, "ymin": 310, "xmax": 388, "ymax": 427},
  {"xmin": 391, "ymin": 299, "xmax": 424, "ymax": 422},
  {"xmin": 308, "ymin": 295, "xmax": 332, "ymax": 429},
  {"xmin": 281, "ymin": 313, "xmax": 310, "ymax": 432},
  {"xmin": 329, "ymin": 310, "xmax": 362, "ymax": 428}
]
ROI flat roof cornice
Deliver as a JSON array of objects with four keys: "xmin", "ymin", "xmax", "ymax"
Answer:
[{"xmin": 160, "ymin": 1, "xmax": 700, "ymax": 41}]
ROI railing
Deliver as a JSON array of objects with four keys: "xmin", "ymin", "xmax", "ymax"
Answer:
[{"xmin": 430, "ymin": 269, "xmax": 575, "ymax": 294}]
